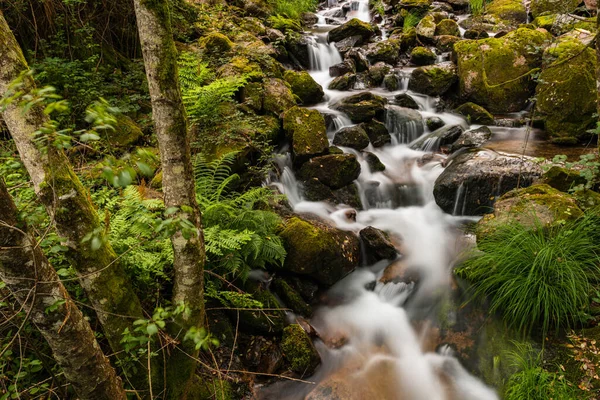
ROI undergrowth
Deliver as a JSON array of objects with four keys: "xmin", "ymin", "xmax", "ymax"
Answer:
[
  {"xmin": 469, "ymin": 0, "xmax": 485, "ymax": 16},
  {"xmin": 403, "ymin": 10, "xmax": 423, "ymax": 32},
  {"xmin": 268, "ymin": 0, "xmax": 318, "ymax": 19}
]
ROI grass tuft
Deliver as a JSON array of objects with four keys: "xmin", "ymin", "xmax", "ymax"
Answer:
[{"xmin": 469, "ymin": 0, "xmax": 485, "ymax": 16}]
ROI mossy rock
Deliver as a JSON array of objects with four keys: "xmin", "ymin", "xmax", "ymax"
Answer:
[
  {"xmin": 236, "ymin": 282, "xmax": 286, "ymax": 334},
  {"xmin": 485, "ymin": 0, "xmax": 528, "ymax": 23},
  {"xmin": 541, "ymin": 165, "xmax": 586, "ymax": 192},
  {"xmin": 572, "ymin": 189, "xmax": 600, "ymax": 211},
  {"xmin": 364, "ymin": 151, "xmax": 386, "ymax": 172},
  {"xmin": 454, "ymin": 28, "xmax": 551, "ymax": 113},
  {"xmin": 272, "ymin": 278, "xmax": 312, "ymax": 316},
  {"xmin": 282, "ymin": 106, "xmax": 328, "ymax": 163},
  {"xmin": 410, "ymin": 46, "xmax": 436, "ymax": 66},
  {"xmin": 476, "ymin": 184, "xmax": 583, "ymax": 238},
  {"xmin": 367, "ymin": 62, "xmax": 392, "ymax": 85},
  {"xmin": 435, "ymin": 35, "xmax": 461, "ymax": 52},
  {"xmin": 263, "ymin": 78, "xmax": 296, "ymax": 115},
  {"xmin": 364, "ymin": 39, "xmax": 401, "ymax": 64},
  {"xmin": 399, "ymin": 0, "xmax": 432, "ymax": 8},
  {"xmin": 330, "ymin": 92, "xmax": 387, "ymax": 123},
  {"xmin": 398, "ymin": 28, "xmax": 418, "ymax": 51},
  {"xmin": 328, "ymin": 73, "xmax": 357, "ymax": 91},
  {"xmin": 394, "ymin": 93, "xmax": 419, "ymax": 109},
  {"xmin": 360, "ymin": 119, "xmax": 391, "ymax": 147},
  {"xmin": 241, "ymin": 81, "xmax": 264, "ymax": 111},
  {"xmin": 193, "ymin": 377, "xmax": 235, "ymax": 400},
  {"xmin": 105, "ymin": 114, "xmax": 143, "ymax": 148},
  {"xmin": 435, "ymin": 18, "xmax": 461, "ymax": 36},
  {"xmin": 297, "ymin": 153, "xmax": 361, "ymax": 190},
  {"xmin": 455, "ymin": 102, "xmax": 494, "ymax": 125},
  {"xmin": 535, "ymin": 37, "xmax": 596, "ymax": 144},
  {"xmin": 283, "ymin": 70, "xmax": 324, "ymax": 105},
  {"xmin": 217, "ymin": 56, "xmax": 264, "ymax": 79},
  {"xmin": 416, "ymin": 15, "xmax": 437, "ymax": 41},
  {"xmin": 333, "ymin": 125, "xmax": 370, "ymax": 151},
  {"xmin": 530, "ymin": 0, "xmax": 580, "ymax": 17},
  {"xmin": 200, "ymin": 31, "xmax": 234, "ymax": 56},
  {"xmin": 328, "ymin": 18, "xmax": 375, "ymax": 44},
  {"xmin": 532, "ymin": 14, "xmax": 557, "ymax": 30},
  {"xmin": 281, "ymin": 324, "xmax": 320, "ymax": 374},
  {"xmin": 407, "ymin": 62, "xmax": 457, "ymax": 96},
  {"xmin": 279, "ymin": 216, "xmax": 360, "ymax": 285}
]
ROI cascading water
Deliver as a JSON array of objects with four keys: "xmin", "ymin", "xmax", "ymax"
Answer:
[{"xmin": 262, "ymin": 2, "xmax": 499, "ymax": 398}]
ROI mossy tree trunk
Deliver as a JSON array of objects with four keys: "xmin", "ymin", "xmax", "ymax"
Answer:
[
  {"xmin": 0, "ymin": 10, "xmax": 149, "ymax": 390},
  {"xmin": 0, "ymin": 179, "xmax": 126, "ymax": 400},
  {"xmin": 132, "ymin": 0, "xmax": 206, "ymax": 398}
]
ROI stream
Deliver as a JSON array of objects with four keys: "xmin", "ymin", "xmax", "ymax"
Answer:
[{"xmin": 262, "ymin": 1, "xmax": 504, "ymax": 398}]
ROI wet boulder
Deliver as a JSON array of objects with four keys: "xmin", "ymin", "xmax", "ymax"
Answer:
[
  {"xmin": 360, "ymin": 226, "xmax": 398, "ymax": 263},
  {"xmin": 282, "ymin": 106, "xmax": 328, "ymax": 163},
  {"xmin": 302, "ymin": 179, "xmax": 363, "ymax": 208},
  {"xmin": 360, "ymin": 120, "xmax": 392, "ymax": 147},
  {"xmin": 263, "ymin": 78, "xmax": 296, "ymax": 115},
  {"xmin": 328, "ymin": 73, "xmax": 357, "ymax": 91},
  {"xmin": 410, "ymin": 46, "xmax": 437, "ymax": 66},
  {"xmin": 535, "ymin": 37, "xmax": 596, "ymax": 144},
  {"xmin": 408, "ymin": 62, "xmax": 457, "ymax": 96},
  {"xmin": 345, "ymin": 48, "xmax": 370, "ymax": 72},
  {"xmin": 454, "ymin": 28, "xmax": 550, "ymax": 113},
  {"xmin": 449, "ymin": 126, "xmax": 492, "ymax": 152},
  {"xmin": 433, "ymin": 149, "xmax": 543, "ymax": 215},
  {"xmin": 285, "ymin": 31, "xmax": 311, "ymax": 68},
  {"xmin": 463, "ymin": 29, "xmax": 489, "ymax": 39},
  {"xmin": 364, "ymin": 39, "xmax": 401, "ymax": 64},
  {"xmin": 284, "ymin": 70, "xmax": 324, "ymax": 105},
  {"xmin": 416, "ymin": 15, "xmax": 437, "ymax": 42},
  {"xmin": 364, "ymin": 151, "xmax": 387, "ymax": 172},
  {"xmin": 333, "ymin": 125, "xmax": 371, "ymax": 150},
  {"xmin": 541, "ymin": 165, "xmax": 586, "ymax": 193},
  {"xmin": 272, "ymin": 278, "xmax": 312, "ymax": 316},
  {"xmin": 385, "ymin": 105, "xmax": 425, "ymax": 143},
  {"xmin": 280, "ymin": 216, "xmax": 361, "ymax": 285},
  {"xmin": 328, "ymin": 18, "xmax": 375, "ymax": 44},
  {"xmin": 297, "ymin": 153, "xmax": 361, "ymax": 189},
  {"xmin": 435, "ymin": 18, "xmax": 461, "ymax": 36},
  {"xmin": 394, "ymin": 93, "xmax": 420, "ymax": 109},
  {"xmin": 330, "ymin": 92, "xmax": 387, "ymax": 123},
  {"xmin": 367, "ymin": 62, "xmax": 392, "ymax": 86},
  {"xmin": 383, "ymin": 74, "xmax": 402, "ymax": 91},
  {"xmin": 334, "ymin": 35, "xmax": 364, "ymax": 54},
  {"xmin": 455, "ymin": 102, "xmax": 494, "ymax": 125},
  {"xmin": 410, "ymin": 124, "xmax": 464, "ymax": 151},
  {"xmin": 329, "ymin": 60, "xmax": 356, "ymax": 77},
  {"xmin": 281, "ymin": 324, "xmax": 321, "ymax": 375},
  {"xmin": 426, "ymin": 116, "xmax": 445, "ymax": 131}
]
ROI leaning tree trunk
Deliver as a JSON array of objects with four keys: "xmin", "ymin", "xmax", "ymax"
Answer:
[
  {"xmin": 0, "ymin": 179, "xmax": 126, "ymax": 400},
  {"xmin": 133, "ymin": 0, "xmax": 206, "ymax": 397},
  {"xmin": 0, "ymin": 10, "xmax": 147, "ymax": 385}
]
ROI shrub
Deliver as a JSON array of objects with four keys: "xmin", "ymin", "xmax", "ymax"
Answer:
[{"xmin": 457, "ymin": 211, "xmax": 600, "ymax": 335}]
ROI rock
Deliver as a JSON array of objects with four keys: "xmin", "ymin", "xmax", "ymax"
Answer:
[
  {"xmin": 399, "ymin": 0, "xmax": 432, "ymax": 9},
  {"xmin": 435, "ymin": 35, "xmax": 461, "ymax": 52},
  {"xmin": 444, "ymin": 0, "xmax": 470, "ymax": 8},
  {"xmin": 200, "ymin": 32, "xmax": 233, "ymax": 56},
  {"xmin": 330, "ymin": 92, "xmax": 387, "ymax": 123},
  {"xmin": 476, "ymin": 184, "xmax": 583, "ymax": 238},
  {"xmin": 333, "ymin": 184, "xmax": 363, "ymax": 209},
  {"xmin": 328, "ymin": 18, "xmax": 375, "ymax": 44},
  {"xmin": 450, "ymin": 126, "xmax": 492, "ymax": 151},
  {"xmin": 303, "ymin": 179, "xmax": 362, "ymax": 208},
  {"xmin": 302, "ymin": 12, "xmax": 319, "ymax": 26},
  {"xmin": 333, "ymin": 125, "xmax": 371, "ymax": 150},
  {"xmin": 426, "ymin": 116, "xmax": 445, "ymax": 131},
  {"xmin": 266, "ymin": 27, "xmax": 285, "ymax": 42},
  {"xmin": 435, "ymin": 18, "xmax": 461, "ymax": 36},
  {"xmin": 433, "ymin": 149, "xmax": 543, "ymax": 215},
  {"xmin": 334, "ymin": 35, "xmax": 363, "ymax": 54},
  {"xmin": 535, "ymin": 37, "xmax": 596, "ymax": 144},
  {"xmin": 408, "ymin": 62, "xmax": 457, "ymax": 96},
  {"xmin": 328, "ymin": 73, "xmax": 357, "ymax": 91},
  {"xmin": 360, "ymin": 120, "xmax": 392, "ymax": 147},
  {"xmin": 284, "ymin": 70, "xmax": 324, "ymax": 105},
  {"xmin": 411, "ymin": 124, "xmax": 464, "ymax": 151},
  {"xmin": 385, "ymin": 105, "xmax": 425, "ymax": 143},
  {"xmin": 280, "ymin": 216, "xmax": 361, "ymax": 285},
  {"xmin": 542, "ymin": 165, "xmax": 586, "ymax": 193},
  {"xmin": 383, "ymin": 74, "xmax": 402, "ymax": 91},
  {"xmin": 364, "ymin": 151, "xmax": 386, "ymax": 172},
  {"xmin": 243, "ymin": 336, "xmax": 284, "ymax": 374},
  {"xmin": 485, "ymin": 0, "xmax": 528, "ymax": 24},
  {"xmin": 282, "ymin": 106, "xmax": 328, "ymax": 163},
  {"xmin": 416, "ymin": 15, "xmax": 437, "ymax": 41},
  {"xmin": 263, "ymin": 78, "xmax": 296, "ymax": 115},
  {"xmin": 298, "ymin": 154, "xmax": 362, "ymax": 189},
  {"xmin": 454, "ymin": 28, "xmax": 550, "ymax": 113},
  {"xmin": 394, "ymin": 93, "xmax": 420, "ymax": 109},
  {"xmin": 107, "ymin": 114, "xmax": 142, "ymax": 148},
  {"xmin": 241, "ymin": 82, "xmax": 264, "ymax": 111},
  {"xmin": 272, "ymin": 278, "xmax": 312, "ymax": 316},
  {"xmin": 455, "ymin": 102, "xmax": 494, "ymax": 125},
  {"xmin": 364, "ymin": 39, "xmax": 401, "ymax": 64},
  {"xmin": 345, "ymin": 48, "xmax": 369, "ymax": 72},
  {"xmin": 410, "ymin": 46, "xmax": 437, "ymax": 66},
  {"xmin": 367, "ymin": 62, "xmax": 392, "ymax": 86},
  {"xmin": 285, "ymin": 31, "xmax": 311, "ymax": 68},
  {"xmin": 463, "ymin": 29, "xmax": 489, "ymax": 39},
  {"xmin": 236, "ymin": 282, "xmax": 285, "ymax": 334},
  {"xmin": 281, "ymin": 324, "xmax": 320, "ymax": 375},
  {"xmin": 359, "ymin": 226, "xmax": 398, "ymax": 263},
  {"xmin": 329, "ymin": 60, "xmax": 356, "ymax": 77},
  {"xmin": 530, "ymin": 0, "xmax": 580, "ymax": 17}
]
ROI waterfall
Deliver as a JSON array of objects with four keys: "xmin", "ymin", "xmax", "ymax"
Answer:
[
  {"xmin": 385, "ymin": 105, "xmax": 425, "ymax": 144},
  {"xmin": 307, "ymin": 35, "xmax": 342, "ymax": 73}
]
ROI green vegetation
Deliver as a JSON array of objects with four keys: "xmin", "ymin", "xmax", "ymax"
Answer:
[
  {"xmin": 458, "ymin": 211, "xmax": 600, "ymax": 335},
  {"xmin": 403, "ymin": 10, "xmax": 423, "ymax": 32},
  {"xmin": 268, "ymin": 0, "xmax": 318, "ymax": 19},
  {"xmin": 469, "ymin": 0, "xmax": 486, "ymax": 16}
]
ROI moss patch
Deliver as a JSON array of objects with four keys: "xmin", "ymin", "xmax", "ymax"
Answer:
[{"xmin": 281, "ymin": 324, "xmax": 320, "ymax": 374}]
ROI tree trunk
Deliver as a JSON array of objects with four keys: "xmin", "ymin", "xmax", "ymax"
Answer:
[
  {"xmin": 0, "ymin": 179, "xmax": 126, "ymax": 400},
  {"xmin": 0, "ymin": 10, "xmax": 147, "ymax": 385},
  {"xmin": 132, "ymin": 0, "xmax": 206, "ymax": 397}
]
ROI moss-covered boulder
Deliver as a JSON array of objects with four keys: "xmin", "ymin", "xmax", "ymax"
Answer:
[
  {"xmin": 272, "ymin": 278, "xmax": 312, "ymax": 316},
  {"xmin": 263, "ymin": 78, "xmax": 296, "ymax": 115},
  {"xmin": 359, "ymin": 226, "xmax": 398, "ymax": 263},
  {"xmin": 476, "ymin": 184, "xmax": 583, "ymax": 238},
  {"xmin": 364, "ymin": 39, "xmax": 401, "ymax": 64},
  {"xmin": 297, "ymin": 154, "xmax": 361, "ymax": 189},
  {"xmin": 200, "ymin": 31, "xmax": 234, "ymax": 56},
  {"xmin": 367, "ymin": 62, "xmax": 392, "ymax": 86},
  {"xmin": 394, "ymin": 93, "xmax": 420, "ymax": 109},
  {"xmin": 436, "ymin": 35, "xmax": 461, "ymax": 52},
  {"xmin": 530, "ymin": 0, "xmax": 580, "ymax": 17},
  {"xmin": 281, "ymin": 324, "xmax": 320, "ymax": 375},
  {"xmin": 360, "ymin": 120, "xmax": 391, "ymax": 147},
  {"xmin": 464, "ymin": 29, "xmax": 489, "ymax": 39},
  {"xmin": 279, "ymin": 216, "xmax": 360, "ymax": 285},
  {"xmin": 455, "ymin": 102, "xmax": 494, "ymax": 124},
  {"xmin": 408, "ymin": 62, "xmax": 457, "ymax": 96},
  {"xmin": 282, "ymin": 107, "xmax": 328, "ymax": 163},
  {"xmin": 283, "ymin": 70, "xmax": 324, "ymax": 105},
  {"xmin": 542, "ymin": 165, "xmax": 587, "ymax": 192},
  {"xmin": 241, "ymin": 81, "xmax": 264, "ymax": 112},
  {"xmin": 410, "ymin": 46, "xmax": 437, "ymax": 66},
  {"xmin": 416, "ymin": 15, "xmax": 437, "ymax": 41},
  {"xmin": 333, "ymin": 125, "xmax": 371, "ymax": 150},
  {"xmin": 485, "ymin": 0, "xmax": 528, "ymax": 23},
  {"xmin": 328, "ymin": 18, "xmax": 375, "ymax": 44},
  {"xmin": 364, "ymin": 151, "xmax": 386, "ymax": 172},
  {"xmin": 106, "ymin": 114, "xmax": 143, "ymax": 148},
  {"xmin": 330, "ymin": 92, "xmax": 387, "ymax": 123},
  {"xmin": 435, "ymin": 18, "xmax": 461, "ymax": 36},
  {"xmin": 454, "ymin": 28, "xmax": 551, "ymax": 113},
  {"xmin": 285, "ymin": 31, "xmax": 311, "ymax": 69},
  {"xmin": 535, "ymin": 37, "xmax": 596, "ymax": 144},
  {"xmin": 328, "ymin": 73, "xmax": 357, "ymax": 91}
]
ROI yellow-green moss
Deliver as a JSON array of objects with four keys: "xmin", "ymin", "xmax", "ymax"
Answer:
[
  {"xmin": 283, "ymin": 70, "xmax": 324, "ymax": 105},
  {"xmin": 485, "ymin": 0, "xmax": 527, "ymax": 23},
  {"xmin": 530, "ymin": 0, "xmax": 580, "ymax": 17},
  {"xmin": 281, "ymin": 324, "xmax": 320, "ymax": 373},
  {"xmin": 282, "ymin": 106, "xmax": 328, "ymax": 160}
]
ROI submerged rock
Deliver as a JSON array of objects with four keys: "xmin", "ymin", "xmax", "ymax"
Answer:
[
  {"xmin": 385, "ymin": 105, "xmax": 425, "ymax": 143},
  {"xmin": 330, "ymin": 92, "xmax": 387, "ymax": 123},
  {"xmin": 433, "ymin": 149, "xmax": 543, "ymax": 215},
  {"xmin": 408, "ymin": 62, "xmax": 457, "ymax": 96},
  {"xmin": 280, "ymin": 216, "xmax": 360, "ymax": 285}
]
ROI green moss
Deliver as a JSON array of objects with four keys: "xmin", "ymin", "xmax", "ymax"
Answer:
[
  {"xmin": 200, "ymin": 31, "xmax": 234, "ymax": 55},
  {"xmin": 328, "ymin": 73, "xmax": 357, "ymax": 90},
  {"xmin": 272, "ymin": 278, "xmax": 312, "ymax": 316},
  {"xmin": 410, "ymin": 46, "xmax": 436, "ymax": 66},
  {"xmin": 435, "ymin": 19, "xmax": 460, "ymax": 36},
  {"xmin": 530, "ymin": 0, "xmax": 580, "ymax": 17},
  {"xmin": 455, "ymin": 102, "xmax": 494, "ymax": 125},
  {"xmin": 193, "ymin": 377, "xmax": 234, "ymax": 400},
  {"xmin": 217, "ymin": 56, "xmax": 263, "ymax": 79},
  {"xmin": 485, "ymin": 0, "xmax": 527, "ymax": 23},
  {"xmin": 283, "ymin": 70, "xmax": 324, "ymax": 105},
  {"xmin": 415, "ymin": 15, "xmax": 436, "ymax": 39},
  {"xmin": 532, "ymin": 14, "xmax": 556, "ymax": 30},
  {"xmin": 365, "ymin": 39, "xmax": 401, "ymax": 64},
  {"xmin": 328, "ymin": 18, "xmax": 375, "ymax": 43},
  {"xmin": 541, "ymin": 166, "xmax": 586, "ymax": 192},
  {"xmin": 282, "ymin": 106, "xmax": 328, "ymax": 160},
  {"xmin": 408, "ymin": 63, "xmax": 457, "ymax": 96},
  {"xmin": 105, "ymin": 114, "xmax": 142, "ymax": 148},
  {"xmin": 281, "ymin": 324, "xmax": 320, "ymax": 374},
  {"xmin": 262, "ymin": 78, "xmax": 296, "ymax": 115}
]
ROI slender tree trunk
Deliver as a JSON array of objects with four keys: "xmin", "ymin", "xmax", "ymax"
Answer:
[
  {"xmin": 132, "ymin": 0, "xmax": 206, "ymax": 397},
  {"xmin": 0, "ymin": 179, "xmax": 126, "ymax": 400},
  {"xmin": 0, "ymin": 11, "xmax": 148, "ymax": 386}
]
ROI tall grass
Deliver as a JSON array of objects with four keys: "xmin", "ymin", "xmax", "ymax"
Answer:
[
  {"xmin": 269, "ymin": 0, "xmax": 318, "ymax": 19},
  {"xmin": 403, "ymin": 10, "xmax": 423, "ymax": 32},
  {"xmin": 469, "ymin": 0, "xmax": 485, "ymax": 16},
  {"xmin": 457, "ymin": 211, "xmax": 600, "ymax": 336}
]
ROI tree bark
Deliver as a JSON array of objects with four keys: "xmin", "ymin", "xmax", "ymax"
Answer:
[
  {"xmin": 0, "ymin": 179, "xmax": 126, "ymax": 400},
  {"xmin": 0, "ymin": 10, "xmax": 146, "ymax": 381},
  {"xmin": 132, "ymin": 0, "xmax": 206, "ymax": 397}
]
